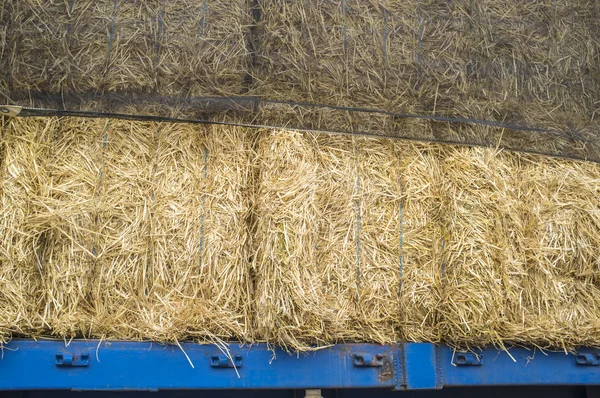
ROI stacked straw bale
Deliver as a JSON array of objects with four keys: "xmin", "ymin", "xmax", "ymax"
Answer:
[
  {"xmin": 6, "ymin": 0, "xmax": 73, "ymax": 95},
  {"xmin": 502, "ymin": 156, "xmax": 600, "ymax": 348},
  {"xmin": 251, "ymin": 0, "xmax": 599, "ymax": 145},
  {"xmin": 0, "ymin": 1, "xmax": 11, "ymax": 101},
  {"xmin": 254, "ymin": 132, "xmax": 600, "ymax": 350},
  {"xmin": 0, "ymin": 117, "xmax": 53, "ymax": 342},
  {"xmin": 254, "ymin": 131, "xmax": 426, "ymax": 348},
  {"xmin": 352, "ymin": 138, "xmax": 403, "ymax": 343},
  {"xmin": 103, "ymin": 1, "xmax": 161, "ymax": 94},
  {"xmin": 429, "ymin": 147, "xmax": 600, "ymax": 349},
  {"xmin": 3, "ymin": 116, "xmax": 600, "ymax": 350},
  {"xmin": 1, "ymin": 117, "xmax": 253, "ymax": 342},
  {"xmin": 397, "ymin": 143, "xmax": 444, "ymax": 343},
  {"xmin": 253, "ymin": 130, "xmax": 323, "ymax": 348},
  {"xmin": 436, "ymin": 147, "xmax": 515, "ymax": 347},
  {"xmin": 33, "ymin": 118, "xmax": 104, "ymax": 337},
  {"xmin": 140, "ymin": 123, "xmax": 253, "ymax": 342},
  {"xmin": 64, "ymin": 1, "xmax": 117, "ymax": 94},
  {"xmin": 310, "ymin": 135, "xmax": 360, "ymax": 344}
]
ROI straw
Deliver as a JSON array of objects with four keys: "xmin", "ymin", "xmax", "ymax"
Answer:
[{"xmin": 0, "ymin": 117, "xmax": 53, "ymax": 342}]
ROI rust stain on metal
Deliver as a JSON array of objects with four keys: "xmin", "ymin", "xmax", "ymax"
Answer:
[{"xmin": 378, "ymin": 358, "xmax": 394, "ymax": 383}]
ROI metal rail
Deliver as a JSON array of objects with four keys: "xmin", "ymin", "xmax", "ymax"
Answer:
[{"xmin": 0, "ymin": 341, "xmax": 598, "ymax": 391}]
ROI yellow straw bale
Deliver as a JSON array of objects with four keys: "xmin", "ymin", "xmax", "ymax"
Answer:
[
  {"xmin": 397, "ymin": 143, "xmax": 443, "ymax": 342},
  {"xmin": 353, "ymin": 137, "xmax": 402, "ymax": 343},
  {"xmin": 141, "ymin": 123, "xmax": 253, "ymax": 342},
  {"xmin": 437, "ymin": 147, "xmax": 512, "ymax": 347},
  {"xmin": 13, "ymin": 118, "xmax": 253, "ymax": 342},
  {"xmin": 0, "ymin": 117, "xmax": 54, "ymax": 342},
  {"xmin": 503, "ymin": 156, "xmax": 600, "ymax": 349},
  {"xmin": 34, "ymin": 118, "xmax": 105, "ymax": 338},
  {"xmin": 254, "ymin": 132, "xmax": 404, "ymax": 348}
]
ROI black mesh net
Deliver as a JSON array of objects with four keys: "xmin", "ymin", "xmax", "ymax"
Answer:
[{"xmin": 2, "ymin": 0, "xmax": 599, "ymax": 161}]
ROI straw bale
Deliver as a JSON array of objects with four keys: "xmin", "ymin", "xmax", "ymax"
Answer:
[
  {"xmin": 74, "ymin": 119, "xmax": 154, "ymax": 339},
  {"xmin": 397, "ymin": 143, "xmax": 443, "ymax": 342},
  {"xmin": 64, "ymin": 1, "xmax": 119, "ymax": 94},
  {"xmin": 436, "ymin": 147, "xmax": 512, "ymax": 347},
  {"xmin": 253, "ymin": 0, "xmax": 343, "ymax": 103},
  {"xmin": 254, "ymin": 132, "xmax": 407, "ymax": 348},
  {"xmin": 5, "ymin": 0, "xmax": 125, "ymax": 99},
  {"xmin": 141, "ymin": 123, "xmax": 253, "ymax": 342},
  {"xmin": 156, "ymin": 0, "xmax": 251, "ymax": 97},
  {"xmin": 501, "ymin": 156, "xmax": 600, "ymax": 349},
  {"xmin": 311, "ymin": 134, "xmax": 359, "ymax": 344},
  {"xmin": 103, "ymin": 1, "xmax": 161, "ymax": 94},
  {"xmin": 253, "ymin": 130, "xmax": 323, "ymax": 348},
  {"xmin": 252, "ymin": 0, "xmax": 598, "ymax": 147},
  {"xmin": 3, "ymin": 0, "xmax": 250, "ymax": 102},
  {"xmin": 15, "ymin": 117, "xmax": 253, "ymax": 342},
  {"xmin": 196, "ymin": 125, "xmax": 254, "ymax": 342},
  {"xmin": 32, "ymin": 118, "xmax": 104, "ymax": 338},
  {"xmin": 0, "ymin": 117, "xmax": 54, "ymax": 342},
  {"xmin": 7, "ymin": 0, "xmax": 74, "ymax": 95},
  {"xmin": 352, "ymin": 137, "xmax": 402, "ymax": 343},
  {"xmin": 311, "ymin": 136, "xmax": 405, "ymax": 344},
  {"xmin": 0, "ymin": 1, "xmax": 11, "ymax": 101}
]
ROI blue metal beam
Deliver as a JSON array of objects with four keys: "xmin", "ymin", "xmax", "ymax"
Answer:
[
  {"xmin": 401, "ymin": 343, "xmax": 441, "ymax": 389},
  {"xmin": 0, "ymin": 341, "xmax": 396, "ymax": 391},
  {"xmin": 398, "ymin": 344, "xmax": 600, "ymax": 389},
  {"xmin": 439, "ymin": 345, "xmax": 600, "ymax": 388},
  {"xmin": 0, "ymin": 340, "xmax": 599, "ymax": 391}
]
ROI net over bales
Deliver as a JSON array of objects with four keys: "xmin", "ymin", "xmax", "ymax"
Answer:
[
  {"xmin": 0, "ymin": 1, "xmax": 11, "ymax": 101},
  {"xmin": 1, "ymin": 0, "xmax": 599, "ymax": 162},
  {"xmin": 4, "ymin": 0, "xmax": 119, "ymax": 101},
  {"xmin": 0, "ymin": 117, "xmax": 54, "ymax": 342},
  {"xmin": 5, "ymin": 0, "xmax": 75, "ymax": 96},
  {"xmin": 253, "ymin": 0, "xmax": 417, "ymax": 111},
  {"xmin": 157, "ymin": 0, "xmax": 251, "ymax": 98},
  {"xmin": 416, "ymin": 0, "xmax": 599, "ymax": 133},
  {"xmin": 2, "ymin": 0, "xmax": 251, "ymax": 105}
]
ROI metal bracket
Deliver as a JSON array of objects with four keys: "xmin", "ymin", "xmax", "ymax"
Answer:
[
  {"xmin": 453, "ymin": 353, "xmax": 482, "ymax": 366},
  {"xmin": 575, "ymin": 353, "xmax": 600, "ymax": 366},
  {"xmin": 353, "ymin": 353, "xmax": 384, "ymax": 367},
  {"xmin": 210, "ymin": 354, "xmax": 243, "ymax": 368},
  {"xmin": 55, "ymin": 353, "xmax": 90, "ymax": 367},
  {"xmin": 0, "ymin": 106, "xmax": 23, "ymax": 117}
]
